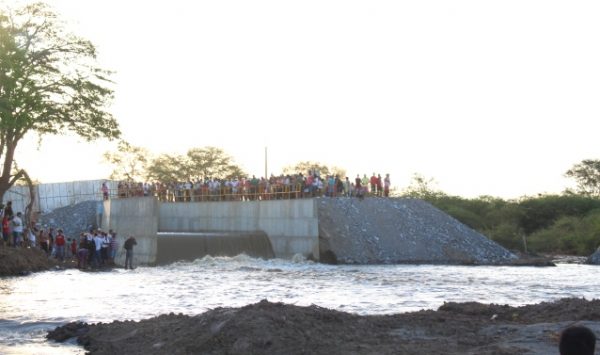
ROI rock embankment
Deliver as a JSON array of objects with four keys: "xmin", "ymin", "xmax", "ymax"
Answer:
[
  {"xmin": 48, "ymin": 298, "xmax": 600, "ymax": 355},
  {"xmin": 318, "ymin": 198, "xmax": 516, "ymax": 264},
  {"xmin": 38, "ymin": 200, "xmax": 100, "ymax": 238},
  {"xmin": 586, "ymin": 247, "xmax": 600, "ymax": 265}
]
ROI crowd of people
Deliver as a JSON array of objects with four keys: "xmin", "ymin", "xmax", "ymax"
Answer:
[
  {"xmin": 1, "ymin": 201, "xmax": 34, "ymax": 249},
  {"xmin": 69, "ymin": 230, "xmax": 136, "ymax": 270},
  {"xmin": 1, "ymin": 200, "xmax": 138, "ymax": 270},
  {"xmin": 106, "ymin": 171, "xmax": 392, "ymax": 202}
]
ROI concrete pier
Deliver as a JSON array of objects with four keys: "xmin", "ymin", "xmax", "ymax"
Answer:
[
  {"xmin": 103, "ymin": 198, "xmax": 319, "ymax": 264},
  {"xmin": 102, "ymin": 197, "xmax": 158, "ymax": 265}
]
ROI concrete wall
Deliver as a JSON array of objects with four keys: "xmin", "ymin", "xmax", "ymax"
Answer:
[
  {"xmin": 2, "ymin": 185, "xmax": 30, "ymax": 217},
  {"xmin": 2, "ymin": 179, "xmax": 119, "ymax": 215},
  {"xmin": 37, "ymin": 180, "xmax": 117, "ymax": 213},
  {"xmin": 102, "ymin": 197, "xmax": 158, "ymax": 265},
  {"xmin": 158, "ymin": 199, "xmax": 319, "ymax": 259},
  {"xmin": 101, "ymin": 198, "xmax": 319, "ymax": 264}
]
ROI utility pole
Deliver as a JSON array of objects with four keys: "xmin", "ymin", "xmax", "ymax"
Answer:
[{"xmin": 264, "ymin": 146, "xmax": 268, "ymax": 179}]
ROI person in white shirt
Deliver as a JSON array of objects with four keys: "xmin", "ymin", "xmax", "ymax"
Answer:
[
  {"xmin": 27, "ymin": 228, "xmax": 36, "ymax": 248},
  {"xmin": 11, "ymin": 212, "xmax": 23, "ymax": 247},
  {"xmin": 93, "ymin": 232, "xmax": 104, "ymax": 268}
]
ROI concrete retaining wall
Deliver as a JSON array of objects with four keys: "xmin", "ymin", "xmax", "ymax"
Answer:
[
  {"xmin": 158, "ymin": 199, "xmax": 319, "ymax": 259},
  {"xmin": 103, "ymin": 197, "xmax": 158, "ymax": 265},
  {"xmin": 102, "ymin": 198, "xmax": 319, "ymax": 265},
  {"xmin": 37, "ymin": 180, "xmax": 116, "ymax": 213},
  {"xmin": 2, "ymin": 179, "xmax": 118, "ymax": 215}
]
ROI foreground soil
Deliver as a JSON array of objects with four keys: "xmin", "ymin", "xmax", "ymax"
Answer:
[
  {"xmin": 48, "ymin": 298, "xmax": 600, "ymax": 355},
  {"xmin": 0, "ymin": 247, "xmax": 57, "ymax": 276}
]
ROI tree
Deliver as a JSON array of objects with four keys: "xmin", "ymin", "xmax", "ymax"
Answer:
[
  {"xmin": 284, "ymin": 161, "xmax": 346, "ymax": 178},
  {"xmin": 401, "ymin": 173, "xmax": 445, "ymax": 200},
  {"xmin": 103, "ymin": 141, "xmax": 149, "ymax": 182},
  {"xmin": 145, "ymin": 147, "xmax": 245, "ymax": 183},
  {"xmin": 565, "ymin": 159, "xmax": 600, "ymax": 197},
  {"xmin": 0, "ymin": 3, "xmax": 120, "ymax": 200},
  {"xmin": 185, "ymin": 147, "xmax": 244, "ymax": 180},
  {"xmin": 145, "ymin": 153, "xmax": 187, "ymax": 183}
]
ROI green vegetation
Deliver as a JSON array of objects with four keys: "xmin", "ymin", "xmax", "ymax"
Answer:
[
  {"xmin": 105, "ymin": 143, "xmax": 245, "ymax": 183},
  {"xmin": 0, "ymin": 3, "xmax": 120, "ymax": 201},
  {"xmin": 401, "ymin": 173, "xmax": 600, "ymax": 256},
  {"xmin": 283, "ymin": 161, "xmax": 346, "ymax": 179}
]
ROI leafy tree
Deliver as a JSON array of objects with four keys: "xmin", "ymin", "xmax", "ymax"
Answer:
[
  {"xmin": 401, "ymin": 173, "xmax": 446, "ymax": 200},
  {"xmin": 518, "ymin": 194, "xmax": 600, "ymax": 234},
  {"xmin": 103, "ymin": 141, "xmax": 149, "ymax": 182},
  {"xmin": 527, "ymin": 215, "xmax": 594, "ymax": 255},
  {"xmin": 145, "ymin": 153, "xmax": 187, "ymax": 183},
  {"xmin": 145, "ymin": 147, "xmax": 245, "ymax": 183},
  {"xmin": 185, "ymin": 147, "xmax": 244, "ymax": 180},
  {"xmin": 284, "ymin": 161, "xmax": 346, "ymax": 178},
  {"xmin": 0, "ymin": 3, "xmax": 120, "ymax": 199},
  {"xmin": 565, "ymin": 159, "xmax": 600, "ymax": 196},
  {"xmin": 329, "ymin": 166, "xmax": 347, "ymax": 178}
]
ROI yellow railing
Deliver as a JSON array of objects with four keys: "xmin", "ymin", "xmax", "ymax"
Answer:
[{"xmin": 111, "ymin": 183, "xmax": 388, "ymax": 202}]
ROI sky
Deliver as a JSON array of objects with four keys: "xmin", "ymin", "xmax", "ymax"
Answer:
[{"xmin": 7, "ymin": 0, "xmax": 600, "ymax": 198}]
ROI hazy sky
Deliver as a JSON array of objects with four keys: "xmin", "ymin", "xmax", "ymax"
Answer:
[{"xmin": 10, "ymin": 0, "xmax": 600, "ymax": 198}]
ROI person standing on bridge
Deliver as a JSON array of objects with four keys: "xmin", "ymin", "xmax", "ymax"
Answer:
[
  {"xmin": 101, "ymin": 182, "xmax": 109, "ymax": 200},
  {"xmin": 124, "ymin": 235, "xmax": 137, "ymax": 270},
  {"xmin": 384, "ymin": 174, "xmax": 391, "ymax": 197}
]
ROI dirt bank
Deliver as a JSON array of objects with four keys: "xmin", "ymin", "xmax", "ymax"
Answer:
[
  {"xmin": 47, "ymin": 298, "xmax": 600, "ymax": 355},
  {"xmin": 0, "ymin": 247, "xmax": 57, "ymax": 276}
]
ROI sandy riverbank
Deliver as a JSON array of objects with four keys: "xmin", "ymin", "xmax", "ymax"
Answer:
[{"xmin": 47, "ymin": 298, "xmax": 600, "ymax": 355}]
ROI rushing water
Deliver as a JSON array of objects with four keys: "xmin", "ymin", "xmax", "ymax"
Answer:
[{"xmin": 0, "ymin": 256, "xmax": 598, "ymax": 354}]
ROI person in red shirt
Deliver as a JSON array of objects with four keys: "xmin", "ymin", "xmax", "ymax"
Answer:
[
  {"xmin": 2, "ymin": 215, "xmax": 9, "ymax": 246},
  {"xmin": 70, "ymin": 238, "xmax": 77, "ymax": 259},
  {"xmin": 370, "ymin": 173, "xmax": 378, "ymax": 195},
  {"xmin": 55, "ymin": 229, "xmax": 66, "ymax": 262}
]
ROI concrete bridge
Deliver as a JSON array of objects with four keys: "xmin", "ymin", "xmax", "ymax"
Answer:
[{"xmin": 101, "ymin": 197, "xmax": 319, "ymax": 265}]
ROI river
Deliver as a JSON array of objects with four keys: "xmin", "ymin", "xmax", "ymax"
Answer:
[{"xmin": 0, "ymin": 255, "xmax": 597, "ymax": 354}]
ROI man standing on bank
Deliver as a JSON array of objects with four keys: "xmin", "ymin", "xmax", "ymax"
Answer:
[{"xmin": 123, "ymin": 235, "xmax": 137, "ymax": 270}]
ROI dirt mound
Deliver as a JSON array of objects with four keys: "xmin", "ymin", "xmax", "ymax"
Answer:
[
  {"xmin": 0, "ymin": 247, "xmax": 55, "ymax": 276},
  {"xmin": 48, "ymin": 298, "xmax": 600, "ymax": 355},
  {"xmin": 439, "ymin": 297, "xmax": 600, "ymax": 323},
  {"xmin": 318, "ymin": 198, "xmax": 516, "ymax": 264}
]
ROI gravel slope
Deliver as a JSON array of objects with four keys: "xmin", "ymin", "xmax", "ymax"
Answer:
[{"xmin": 318, "ymin": 197, "xmax": 516, "ymax": 264}]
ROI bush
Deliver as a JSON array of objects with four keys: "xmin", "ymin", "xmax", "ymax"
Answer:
[
  {"xmin": 518, "ymin": 195, "xmax": 600, "ymax": 234},
  {"xmin": 486, "ymin": 222, "xmax": 524, "ymax": 251},
  {"xmin": 421, "ymin": 193, "xmax": 600, "ymax": 255},
  {"xmin": 527, "ymin": 212, "xmax": 600, "ymax": 255}
]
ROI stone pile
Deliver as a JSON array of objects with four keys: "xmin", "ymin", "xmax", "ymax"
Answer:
[
  {"xmin": 38, "ymin": 200, "xmax": 100, "ymax": 239},
  {"xmin": 318, "ymin": 197, "xmax": 516, "ymax": 264},
  {"xmin": 586, "ymin": 248, "xmax": 600, "ymax": 265}
]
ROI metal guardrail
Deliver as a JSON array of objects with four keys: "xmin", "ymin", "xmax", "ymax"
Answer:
[{"xmin": 6, "ymin": 182, "xmax": 393, "ymax": 215}]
